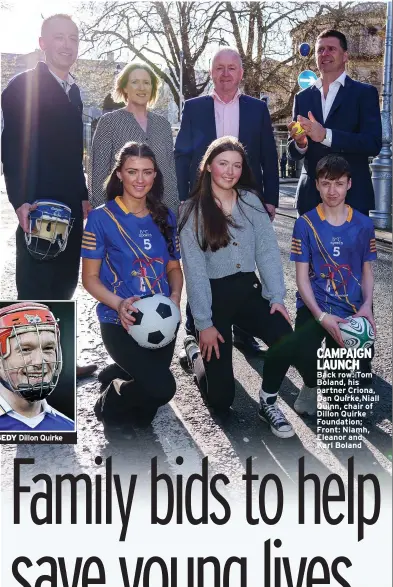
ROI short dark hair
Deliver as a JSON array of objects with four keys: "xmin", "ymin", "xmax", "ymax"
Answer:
[
  {"xmin": 316, "ymin": 155, "xmax": 351, "ymax": 181},
  {"xmin": 317, "ymin": 29, "xmax": 348, "ymax": 52},
  {"xmin": 41, "ymin": 14, "xmax": 76, "ymax": 37}
]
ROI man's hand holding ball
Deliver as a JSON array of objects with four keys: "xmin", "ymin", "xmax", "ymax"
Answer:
[{"xmin": 288, "ymin": 120, "xmax": 308, "ymax": 148}]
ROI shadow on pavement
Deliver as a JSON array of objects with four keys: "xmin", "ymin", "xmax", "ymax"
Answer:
[
  {"xmin": 99, "ymin": 401, "xmax": 205, "ymax": 487},
  {"xmin": 14, "ymin": 443, "xmax": 83, "ymax": 477},
  {"xmin": 228, "ymin": 379, "xmax": 331, "ymax": 486},
  {"xmin": 242, "ymin": 353, "xmax": 392, "ymax": 482}
]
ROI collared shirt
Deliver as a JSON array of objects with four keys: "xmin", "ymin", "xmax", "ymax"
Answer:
[
  {"xmin": 0, "ymin": 393, "xmax": 47, "ymax": 427},
  {"xmin": 0, "ymin": 391, "xmax": 74, "ymax": 431},
  {"xmin": 48, "ymin": 67, "xmax": 75, "ymax": 95},
  {"xmin": 81, "ymin": 200, "xmax": 180, "ymax": 325},
  {"xmin": 315, "ymin": 71, "xmax": 346, "ymax": 123},
  {"xmin": 212, "ymin": 88, "xmax": 241, "ymax": 139},
  {"xmin": 296, "ymin": 71, "xmax": 346, "ymax": 152}
]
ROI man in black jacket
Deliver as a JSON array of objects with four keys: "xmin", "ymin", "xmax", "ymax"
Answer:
[
  {"xmin": 2, "ymin": 14, "xmax": 90, "ymax": 299},
  {"xmin": 1, "ymin": 14, "xmax": 96, "ymax": 378}
]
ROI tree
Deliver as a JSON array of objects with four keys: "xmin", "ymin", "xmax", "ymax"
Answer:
[
  {"xmin": 78, "ymin": 1, "xmax": 385, "ymax": 122},
  {"xmin": 78, "ymin": 1, "xmax": 227, "ymax": 108},
  {"xmin": 221, "ymin": 1, "xmax": 385, "ymax": 122}
]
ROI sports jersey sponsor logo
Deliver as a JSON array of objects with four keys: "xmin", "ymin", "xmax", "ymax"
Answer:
[{"xmin": 139, "ymin": 229, "xmax": 152, "ymax": 238}]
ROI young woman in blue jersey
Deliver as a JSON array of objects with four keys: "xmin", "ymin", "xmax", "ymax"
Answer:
[
  {"xmin": 289, "ymin": 154, "xmax": 377, "ymax": 416},
  {"xmin": 179, "ymin": 136, "xmax": 295, "ymax": 438},
  {"xmin": 82, "ymin": 142, "xmax": 183, "ymax": 427}
]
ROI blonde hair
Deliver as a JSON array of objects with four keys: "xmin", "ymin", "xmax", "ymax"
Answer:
[{"xmin": 113, "ymin": 63, "xmax": 159, "ymax": 106}]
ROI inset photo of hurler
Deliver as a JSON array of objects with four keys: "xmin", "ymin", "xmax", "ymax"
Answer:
[{"xmin": 0, "ymin": 301, "xmax": 76, "ymax": 443}]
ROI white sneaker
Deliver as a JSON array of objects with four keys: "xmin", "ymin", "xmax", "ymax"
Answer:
[{"xmin": 294, "ymin": 385, "xmax": 317, "ymax": 416}]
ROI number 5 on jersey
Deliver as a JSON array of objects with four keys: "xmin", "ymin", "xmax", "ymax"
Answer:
[
  {"xmin": 333, "ymin": 245, "xmax": 340, "ymax": 257},
  {"xmin": 144, "ymin": 238, "xmax": 152, "ymax": 250}
]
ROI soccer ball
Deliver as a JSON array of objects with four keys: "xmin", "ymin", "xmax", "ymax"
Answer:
[
  {"xmin": 339, "ymin": 316, "xmax": 375, "ymax": 350},
  {"xmin": 127, "ymin": 294, "xmax": 181, "ymax": 349}
]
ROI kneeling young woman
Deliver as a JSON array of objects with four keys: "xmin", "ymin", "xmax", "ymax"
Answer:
[
  {"xmin": 179, "ymin": 136, "xmax": 294, "ymax": 438},
  {"xmin": 82, "ymin": 142, "xmax": 183, "ymax": 427}
]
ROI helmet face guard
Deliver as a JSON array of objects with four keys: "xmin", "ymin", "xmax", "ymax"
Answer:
[
  {"xmin": 25, "ymin": 200, "xmax": 74, "ymax": 261},
  {"xmin": 0, "ymin": 303, "xmax": 62, "ymax": 402}
]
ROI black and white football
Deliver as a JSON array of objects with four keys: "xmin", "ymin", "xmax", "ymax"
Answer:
[{"xmin": 128, "ymin": 294, "xmax": 181, "ymax": 349}]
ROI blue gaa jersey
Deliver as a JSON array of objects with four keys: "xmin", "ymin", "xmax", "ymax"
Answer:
[
  {"xmin": 290, "ymin": 204, "xmax": 377, "ymax": 318},
  {"xmin": 0, "ymin": 396, "xmax": 75, "ymax": 432},
  {"xmin": 81, "ymin": 197, "xmax": 180, "ymax": 324}
]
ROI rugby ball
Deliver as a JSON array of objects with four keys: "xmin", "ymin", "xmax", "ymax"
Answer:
[
  {"xmin": 339, "ymin": 316, "xmax": 375, "ymax": 350},
  {"xmin": 127, "ymin": 294, "xmax": 180, "ymax": 349}
]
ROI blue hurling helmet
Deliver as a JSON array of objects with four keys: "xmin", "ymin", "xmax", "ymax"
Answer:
[{"xmin": 25, "ymin": 200, "xmax": 73, "ymax": 261}]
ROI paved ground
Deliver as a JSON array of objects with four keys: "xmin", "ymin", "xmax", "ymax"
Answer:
[{"xmin": 0, "ymin": 185, "xmax": 391, "ymax": 495}]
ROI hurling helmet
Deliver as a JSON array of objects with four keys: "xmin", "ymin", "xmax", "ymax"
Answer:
[
  {"xmin": 0, "ymin": 303, "xmax": 62, "ymax": 402},
  {"xmin": 25, "ymin": 199, "xmax": 73, "ymax": 261}
]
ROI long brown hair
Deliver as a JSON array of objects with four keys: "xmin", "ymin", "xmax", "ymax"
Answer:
[
  {"xmin": 179, "ymin": 136, "xmax": 267, "ymax": 252},
  {"xmin": 105, "ymin": 142, "xmax": 174, "ymax": 256}
]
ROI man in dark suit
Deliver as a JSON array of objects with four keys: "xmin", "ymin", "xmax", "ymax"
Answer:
[
  {"xmin": 175, "ymin": 48, "xmax": 279, "ymax": 354},
  {"xmin": 175, "ymin": 48, "xmax": 279, "ymax": 217},
  {"xmin": 1, "ymin": 14, "xmax": 96, "ymax": 378},
  {"xmin": 288, "ymin": 29, "xmax": 382, "ymax": 216}
]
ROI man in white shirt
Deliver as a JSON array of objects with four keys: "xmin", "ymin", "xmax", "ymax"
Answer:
[{"xmin": 287, "ymin": 29, "xmax": 382, "ymax": 216}]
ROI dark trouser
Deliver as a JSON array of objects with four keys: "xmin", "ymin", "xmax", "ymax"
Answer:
[
  {"xmin": 16, "ymin": 214, "xmax": 83, "ymax": 300},
  {"xmin": 100, "ymin": 322, "xmax": 177, "ymax": 424},
  {"xmin": 290, "ymin": 306, "xmax": 372, "ymax": 388},
  {"xmin": 185, "ymin": 302, "xmax": 254, "ymax": 341},
  {"xmin": 202, "ymin": 272, "xmax": 293, "ymax": 411}
]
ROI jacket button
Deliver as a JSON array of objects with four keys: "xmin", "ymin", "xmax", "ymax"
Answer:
[{"xmin": 236, "ymin": 263, "xmax": 241, "ymax": 268}]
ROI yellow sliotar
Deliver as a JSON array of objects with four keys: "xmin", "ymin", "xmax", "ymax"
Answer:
[{"xmin": 292, "ymin": 121, "xmax": 305, "ymax": 135}]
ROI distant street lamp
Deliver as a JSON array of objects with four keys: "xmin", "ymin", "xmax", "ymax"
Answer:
[
  {"xmin": 179, "ymin": 50, "xmax": 184, "ymax": 121},
  {"xmin": 370, "ymin": 1, "xmax": 392, "ymax": 230}
]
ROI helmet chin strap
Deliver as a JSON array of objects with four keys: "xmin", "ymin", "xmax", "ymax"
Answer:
[{"xmin": 0, "ymin": 376, "xmax": 54, "ymax": 402}]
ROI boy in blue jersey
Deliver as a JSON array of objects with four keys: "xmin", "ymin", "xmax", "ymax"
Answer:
[
  {"xmin": 290, "ymin": 154, "xmax": 377, "ymax": 415},
  {"xmin": 0, "ymin": 302, "xmax": 75, "ymax": 432},
  {"xmin": 82, "ymin": 142, "xmax": 183, "ymax": 429}
]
